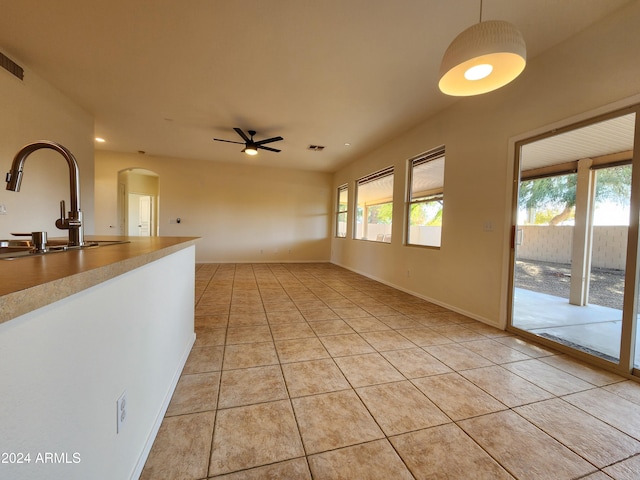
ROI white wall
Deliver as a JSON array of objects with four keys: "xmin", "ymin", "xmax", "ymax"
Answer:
[
  {"xmin": 331, "ymin": 1, "xmax": 640, "ymax": 327},
  {"xmin": 0, "ymin": 56, "xmax": 94, "ymax": 239},
  {"xmin": 95, "ymin": 150, "xmax": 333, "ymax": 262},
  {"xmin": 0, "ymin": 247, "xmax": 195, "ymax": 480}
]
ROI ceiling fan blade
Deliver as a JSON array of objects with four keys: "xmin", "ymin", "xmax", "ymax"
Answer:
[
  {"xmin": 258, "ymin": 145, "xmax": 281, "ymax": 153},
  {"xmin": 213, "ymin": 138, "xmax": 245, "ymax": 145},
  {"xmin": 233, "ymin": 127, "xmax": 251, "ymax": 142},
  {"xmin": 254, "ymin": 136, "xmax": 284, "ymax": 146}
]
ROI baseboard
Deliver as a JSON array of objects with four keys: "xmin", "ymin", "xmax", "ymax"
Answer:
[
  {"xmin": 130, "ymin": 332, "xmax": 196, "ymax": 480},
  {"xmin": 331, "ymin": 261, "xmax": 500, "ymax": 329}
]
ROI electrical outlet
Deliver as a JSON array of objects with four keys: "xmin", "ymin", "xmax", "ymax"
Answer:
[
  {"xmin": 0, "ymin": 204, "xmax": 6, "ymax": 215},
  {"xmin": 116, "ymin": 391, "xmax": 127, "ymax": 434}
]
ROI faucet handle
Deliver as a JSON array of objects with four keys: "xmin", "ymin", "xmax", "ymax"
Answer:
[{"xmin": 56, "ymin": 200, "xmax": 67, "ymax": 230}]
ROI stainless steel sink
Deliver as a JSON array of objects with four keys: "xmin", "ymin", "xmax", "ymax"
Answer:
[
  {"xmin": 0, "ymin": 239, "xmax": 34, "ymax": 256},
  {"xmin": 0, "ymin": 239, "xmax": 130, "ymax": 260}
]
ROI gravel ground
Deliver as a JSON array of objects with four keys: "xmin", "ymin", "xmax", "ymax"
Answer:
[{"xmin": 515, "ymin": 260, "xmax": 625, "ymax": 310}]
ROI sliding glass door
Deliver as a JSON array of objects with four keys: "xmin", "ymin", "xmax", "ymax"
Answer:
[{"xmin": 510, "ymin": 107, "xmax": 639, "ymax": 376}]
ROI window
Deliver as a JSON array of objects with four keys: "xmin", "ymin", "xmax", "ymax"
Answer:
[
  {"xmin": 355, "ymin": 167, "xmax": 394, "ymax": 242},
  {"xmin": 407, "ymin": 147, "xmax": 445, "ymax": 247},
  {"xmin": 336, "ymin": 184, "xmax": 348, "ymax": 237}
]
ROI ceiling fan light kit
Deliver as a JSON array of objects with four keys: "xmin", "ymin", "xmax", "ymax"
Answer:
[
  {"xmin": 214, "ymin": 128, "xmax": 283, "ymax": 156},
  {"xmin": 439, "ymin": 17, "xmax": 526, "ymax": 96}
]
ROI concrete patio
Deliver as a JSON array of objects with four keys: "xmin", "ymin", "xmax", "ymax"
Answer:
[{"xmin": 512, "ymin": 288, "xmax": 639, "ymax": 368}]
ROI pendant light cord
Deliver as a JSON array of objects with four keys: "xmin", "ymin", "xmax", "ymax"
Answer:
[{"xmin": 479, "ymin": 0, "xmax": 483, "ymax": 23}]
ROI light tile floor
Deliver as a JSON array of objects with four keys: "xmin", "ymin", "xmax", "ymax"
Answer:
[{"xmin": 141, "ymin": 263, "xmax": 640, "ymax": 479}]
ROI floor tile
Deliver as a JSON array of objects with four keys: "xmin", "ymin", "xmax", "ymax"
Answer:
[
  {"xmin": 301, "ymin": 308, "xmax": 340, "ymax": 321},
  {"xmin": 381, "ymin": 347, "xmax": 452, "ymax": 378},
  {"xmin": 411, "ymin": 313, "xmax": 459, "ymax": 327},
  {"xmin": 502, "ymin": 358, "xmax": 593, "ymax": 395},
  {"xmin": 281, "ymin": 359, "xmax": 351, "ymax": 397},
  {"xmin": 356, "ymin": 380, "xmax": 450, "ymax": 435},
  {"xmin": 194, "ymin": 326, "xmax": 226, "ymax": 347},
  {"xmin": 165, "ymin": 372, "xmax": 220, "ymax": 416},
  {"xmin": 376, "ymin": 315, "xmax": 421, "ymax": 329},
  {"xmin": 515, "ymin": 398, "xmax": 640, "ymax": 468},
  {"xmin": 422, "ymin": 343, "xmax": 494, "ymax": 370},
  {"xmin": 308, "ymin": 439, "xmax": 413, "ymax": 480},
  {"xmin": 361, "ymin": 305, "xmax": 402, "ymax": 317},
  {"xmin": 140, "ymin": 411, "xmax": 215, "ymax": 480},
  {"xmin": 319, "ymin": 333, "xmax": 376, "ymax": 357},
  {"xmin": 564, "ymin": 388, "xmax": 640, "ymax": 440},
  {"xmin": 334, "ymin": 352, "xmax": 404, "ymax": 387},
  {"xmin": 209, "ymin": 400, "xmax": 304, "ymax": 476},
  {"xmin": 463, "ymin": 338, "xmax": 532, "ymax": 364},
  {"xmin": 267, "ymin": 310, "xmax": 306, "ymax": 324},
  {"xmin": 464, "ymin": 321, "xmax": 512, "ymax": 337},
  {"xmin": 603, "ymin": 454, "xmax": 640, "ymax": 480},
  {"xmin": 182, "ymin": 345, "xmax": 223, "ymax": 374},
  {"xmin": 147, "ymin": 264, "xmax": 640, "ymax": 479},
  {"xmin": 309, "ymin": 319, "xmax": 356, "ymax": 336},
  {"xmin": 460, "ymin": 365, "xmax": 554, "ymax": 407},
  {"xmin": 396, "ymin": 327, "xmax": 453, "ymax": 346},
  {"xmin": 604, "ymin": 380, "xmax": 640, "ymax": 406},
  {"xmin": 292, "ymin": 390, "xmax": 384, "ymax": 454},
  {"xmin": 412, "ymin": 372, "xmax": 506, "ymax": 420},
  {"xmin": 294, "ymin": 300, "xmax": 328, "ymax": 312},
  {"xmin": 263, "ymin": 300, "xmax": 299, "ymax": 313},
  {"xmin": 333, "ymin": 307, "xmax": 372, "ymax": 319},
  {"xmin": 343, "ymin": 316, "xmax": 391, "ymax": 332},
  {"xmin": 459, "ymin": 410, "xmax": 596, "ymax": 479},
  {"xmin": 269, "ymin": 322, "xmax": 315, "ymax": 340},
  {"xmin": 360, "ymin": 330, "xmax": 416, "ymax": 351},
  {"xmin": 222, "ymin": 342, "xmax": 279, "ymax": 370},
  {"xmin": 226, "ymin": 325, "xmax": 272, "ymax": 344},
  {"xmin": 275, "ymin": 337, "xmax": 330, "ymax": 363},
  {"xmin": 210, "ymin": 458, "xmax": 311, "ymax": 479},
  {"xmin": 195, "ymin": 303, "xmax": 230, "ymax": 316},
  {"xmin": 390, "ymin": 423, "xmax": 514, "ymax": 479},
  {"xmin": 539, "ymin": 354, "xmax": 625, "ymax": 386},
  {"xmin": 218, "ymin": 365, "xmax": 288, "ymax": 409},
  {"xmin": 228, "ymin": 311, "xmax": 267, "ymax": 326},
  {"xmin": 580, "ymin": 472, "xmax": 616, "ymax": 480},
  {"xmin": 494, "ymin": 335, "xmax": 558, "ymax": 358},
  {"xmin": 431, "ymin": 324, "xmax": 488, "ymax": 342},
  {"xmin": 324, "ymin": 299, "xmax": 357, "ymax": 309},
  {"xmin": 194, "ymin": 314, "xmax": 228, "ymax": 328}
]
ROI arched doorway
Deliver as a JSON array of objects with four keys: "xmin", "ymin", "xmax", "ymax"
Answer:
[{"xmin": 117, "ymin": 168, "xmax": 159, "ymax": 236}]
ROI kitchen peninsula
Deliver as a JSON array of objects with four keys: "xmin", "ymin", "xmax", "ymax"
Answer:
[{"xmin": 0, "ymin": 236, "xmax": 198, "ymax": 480}]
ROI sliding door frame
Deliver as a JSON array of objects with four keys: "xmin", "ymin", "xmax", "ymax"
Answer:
[{"xmin": 507, "ymin": 103, "xmax": 640, "ymax": 379}]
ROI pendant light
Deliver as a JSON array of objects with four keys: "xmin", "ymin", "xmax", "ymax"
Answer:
[{"xmin": 439, "ymin": 0, "xmax": 526, "ymax": 96}]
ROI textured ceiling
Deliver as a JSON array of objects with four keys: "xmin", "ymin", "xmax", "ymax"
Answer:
[
  {"xmin": 521, "ymin": 113, "xmax": 636, "ymax": 171},
  {"xmin": 0, "ymin": 0, "xmax": 632, "ymax": 172}
]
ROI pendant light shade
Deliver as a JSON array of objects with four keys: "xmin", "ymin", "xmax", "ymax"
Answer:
[{"xmin": 439, "ymin": 20, "xmax": 526, "ymax": 96}]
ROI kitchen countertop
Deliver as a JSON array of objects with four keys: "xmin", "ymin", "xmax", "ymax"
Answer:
[{"xmin": 0, "ymin": 235, "xmax": 199, "ymax": 325}]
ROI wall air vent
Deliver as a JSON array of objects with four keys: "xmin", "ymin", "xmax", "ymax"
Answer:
[
  {"xmin": 0, "ymin": 52, "xmax": 24, "ymax": 80},
  {"xmin": 307, "ymin": 145, "xmax": 325, "ymax": 151}
]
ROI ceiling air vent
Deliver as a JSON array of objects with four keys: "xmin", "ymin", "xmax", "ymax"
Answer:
[
  {"xmin": 307, "ymin": 145, "xmax": 325, "ymax": 151},
  {"xmin": 0, "ymin": 52, "xmax": 24, "ymax": 81}
]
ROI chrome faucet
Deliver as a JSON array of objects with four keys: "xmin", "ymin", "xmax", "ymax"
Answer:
[{"xmin": 5, "ymin": 141, "xmax": 85, "ymax": 247}]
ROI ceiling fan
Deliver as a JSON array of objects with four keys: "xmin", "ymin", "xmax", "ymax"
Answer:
[{"xmin": 213, "ymin": 128, "xmax": 284, "ymax": 155}]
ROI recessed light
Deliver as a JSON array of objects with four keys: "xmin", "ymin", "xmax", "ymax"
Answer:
[
  {"xmin": 344, "ymin": 143, "xmax": 351, "ymax": 146},
  {"xmin": 95, "ymin": 137, "xmax": 106, "ymax": 143}
]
